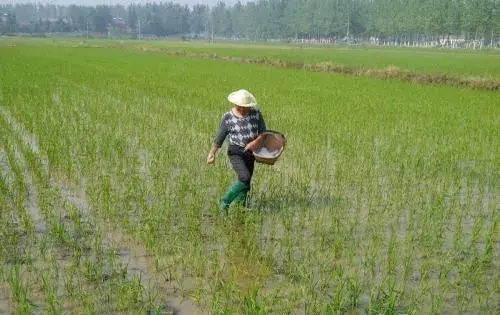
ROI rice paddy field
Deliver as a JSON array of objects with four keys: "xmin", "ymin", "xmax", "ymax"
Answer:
[{"xmin": 0, "ymin": 38, "xmax": 499, "ymax": 314}]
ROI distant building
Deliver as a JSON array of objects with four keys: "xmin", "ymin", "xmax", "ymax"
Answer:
[
  {"xmin": 111, "ymin": 17, "xmax": 127, "ymax": 28},
  {"xmin": 0, "ymin": 13, "xmax": 8, "ymax": 24},
  {"xmin": 109, "ymin": 17, "xmax": 128, "ymax": 38}
]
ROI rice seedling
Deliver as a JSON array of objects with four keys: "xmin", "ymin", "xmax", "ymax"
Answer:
[
  {"xmin": 8, "ymin": 37, "xmax": 500, "ymax": 78},
  {"xmin": 0, "ymin": 38, "xmax": 498, "ymax": 314},
  {"xmin": 7, "ymin": 266, "xmax": 37, "ymax": 315}
]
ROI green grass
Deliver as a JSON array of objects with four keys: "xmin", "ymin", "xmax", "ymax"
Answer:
[
  {"xmin": 136, "ymin": 40, "xmax": 500, "ymax": 78},
  {"xmin": 3, "ymin": 37, "xmax": 500, "ymax": 78},
  {"xmin": 0, "ymin": 41, "xmax": 498, "ymax": 314}
]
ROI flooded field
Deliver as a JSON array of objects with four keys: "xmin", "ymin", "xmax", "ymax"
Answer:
[{"xmin": 0, "ymin": 39, "xmax": 498, "ymax": 314}]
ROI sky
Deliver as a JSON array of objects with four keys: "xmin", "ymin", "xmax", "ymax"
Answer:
[{"xmin": 0, "ymin": 0, "xmax": 249, "ymax": 6}]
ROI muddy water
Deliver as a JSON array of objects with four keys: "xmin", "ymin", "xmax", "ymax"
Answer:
[
  {"xmin": 0, "ymin": 105, "xmax": 202, "ymax": 314},
  {"xmin": 0, "ymin": 283, "xmax": 14, "ymax": 315}
]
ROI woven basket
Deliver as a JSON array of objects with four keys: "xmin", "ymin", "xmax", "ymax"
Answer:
[{"xmin": 253, "ymin": 130, "xmax": 286, "ymax": 165}]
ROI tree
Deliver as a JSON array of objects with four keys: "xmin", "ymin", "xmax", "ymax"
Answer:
[
  {"xmin": 231, "ymin": 1, "xmax": 245, "ymax": 37},
  {"xmin": 0, "ymin": 0, "xmax": 497, "ymax": 46},
  {"xmin": 492, "ymin": 1, "xmax": 500, "ymax": 46},
  {"xmin": 93, "ymin": 5, "xmax": 112, "ymax": 33},
  {"xmin": 53, "ymin": 18, "xmax": 71, "ymax": 32},
  {"xmin": 191, "ymin": 4, "xmax": 209, "ymax": 35},
  {"xmin": 211, "ymin": 1, "xmax": 232, "ymax": 37},
  {"xmin": 127, "ymin": 5, "xmax": 138, "ymax": 30},
  {"xmin": 143, "ymin": 13, "xmax": 165, "ymax": 36},
  {"xmin": 6, "ymin": 12, "xmax": 16, "ymax": 33},
  {"xmin": 465, "ymin": 0, "xmax": 496, "ymax": 41},
  {"xmin": 68, "ymin": 5, "xmax": 89, "ymax": 32}
]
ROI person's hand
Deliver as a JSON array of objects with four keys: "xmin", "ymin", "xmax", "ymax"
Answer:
[
  {"xmin": 244, "ymin": 139, "xmax": 259, "ymax": 152},
  {"xmin": 207, "ymin": 154, "xmax": 216, "ymax": 165}
]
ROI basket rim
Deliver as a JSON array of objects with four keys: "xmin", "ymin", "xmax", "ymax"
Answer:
[
  {"xmin": 260, "ymin": 130, "xmax": 286, "ymax": 138},
  {"xmin": 252, "ymin": 130, "xmax": 286, "ymax": 163}
]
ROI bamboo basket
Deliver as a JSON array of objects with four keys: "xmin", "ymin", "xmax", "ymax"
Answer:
[{"xmin": 253, "ymin": 130, "xmax": 286, "ymax": 165}]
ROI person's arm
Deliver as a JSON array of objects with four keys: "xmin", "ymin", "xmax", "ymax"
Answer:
[
  {"xmin": 207, "ymin": 145, "xmax": 219, "ymax": 165},
  {"xmin": 244, "ymin": 135, "xmax": 265, "ymax": 152},
  {"xmin": 207, "ymin": 115, "xmax": 228, "ymax": 165},
  {"xmin": 244, "ymin": 110, "xmax": 267, "ymax": 152}
]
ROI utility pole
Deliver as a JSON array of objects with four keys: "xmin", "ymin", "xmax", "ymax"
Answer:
[
  {"xmin": 86, "ymin": 10, "xmax": 92, "ymax": 40},
  {"xmin": 138, "ymin": 18, "xmax": 141, "ymax": 39},
  {"xmin": 346, "ymin": 13, "xmax": 350, "ymax": 45},
  {"xmin": 211, "ymin": 13, "xmax": 214, "ymax": 43},
  {"xmin": 346, "ymin": 1, "xmax": 351, "ymax": 45},
  {"xmin": 491, "ymin": 29, "xmax": 494, "ymax": 48}
]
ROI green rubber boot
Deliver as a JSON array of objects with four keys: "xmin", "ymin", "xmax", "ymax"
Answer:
[
  {"xmin": 234, "ymin": 190, "xmax": 249, "ymax": 207},
  {"xmin": 220, "ymin": 181, "xmax": 248, "ymax": 210}
]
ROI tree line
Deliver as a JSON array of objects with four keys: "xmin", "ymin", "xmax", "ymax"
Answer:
[{"xmin": 1, "ymin": 1, "xmax": 498, "ymax": 44}]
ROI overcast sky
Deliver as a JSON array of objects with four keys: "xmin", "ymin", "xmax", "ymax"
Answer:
[{"xmin": 0, "ymin": 0, "xmax": 249, "ymax": 6}]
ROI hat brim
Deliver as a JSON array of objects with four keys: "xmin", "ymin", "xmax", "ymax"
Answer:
[{"xmin": 227, "ymin": 92, "xmax": 257, "ymax": 107}]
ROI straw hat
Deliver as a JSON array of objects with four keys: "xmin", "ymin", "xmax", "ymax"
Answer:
[{"xmin": 227, "ymin": 89, "xmax": 257, "ymax": 107}]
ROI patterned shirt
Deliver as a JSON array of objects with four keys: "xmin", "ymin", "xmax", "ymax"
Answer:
[{"xmin": 214, "ymin": 108, "xmax": 267, "ymax": 148}]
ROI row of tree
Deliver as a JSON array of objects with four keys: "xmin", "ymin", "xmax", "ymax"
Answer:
[{"xmin": 1, "ymin": 1, "xmax": 499, "ymax": 43}]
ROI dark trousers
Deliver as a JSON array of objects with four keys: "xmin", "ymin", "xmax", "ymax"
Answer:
[{"xmin": 227, "ymin": 145, "xmax": 255, "ymax": 188}]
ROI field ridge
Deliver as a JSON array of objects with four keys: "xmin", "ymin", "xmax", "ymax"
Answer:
[{"xmin": 128, "ymin": 45, "xmax": 500, "ymax": 91}]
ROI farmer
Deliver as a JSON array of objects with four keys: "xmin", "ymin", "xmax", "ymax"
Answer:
[{"xmin": 207, "ymin": 89, "xmax": 267, "ymax": 209}]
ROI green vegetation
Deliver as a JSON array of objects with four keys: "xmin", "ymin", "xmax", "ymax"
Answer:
[
  {"xmin": 1, "ymin": 0, "xmax": 499, "ymax": 45},
  {"xmin": 0, "ymin": 40, "xmax": 498, "ymax": 314},
  {"xmin": 4, "ymin": 37, "xmax": 500, "ymax": 79},
  {"xmin": 126, "ymin": 40, "xmax": 500, "ymax": 79}
]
